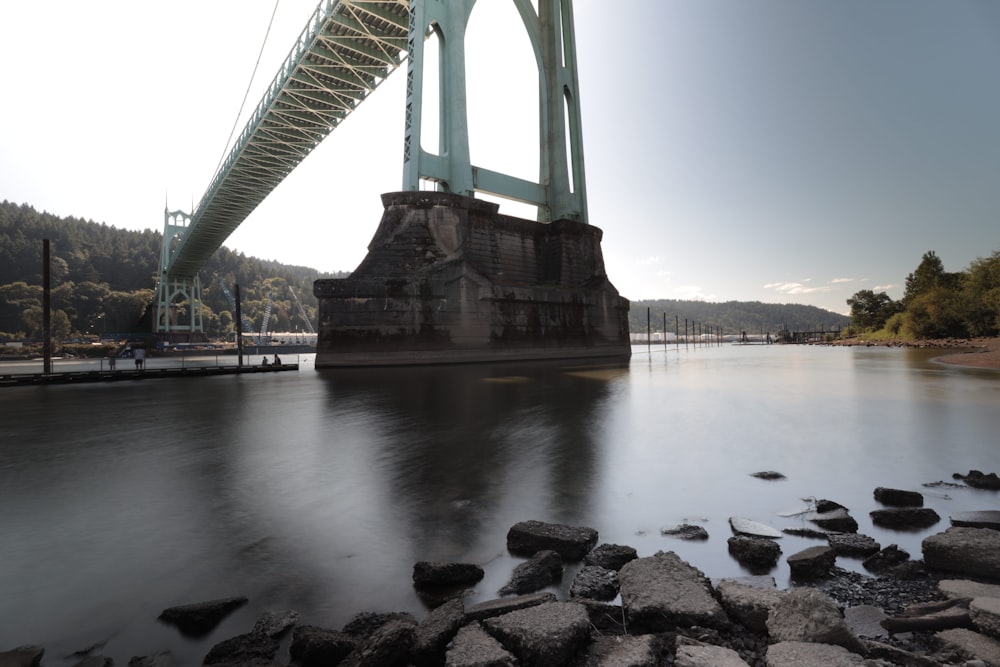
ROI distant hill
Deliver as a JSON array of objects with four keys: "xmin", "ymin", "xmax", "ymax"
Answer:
[{"xmin": 628, "ymin": 298, "xmax": 849, "ymax": 335}]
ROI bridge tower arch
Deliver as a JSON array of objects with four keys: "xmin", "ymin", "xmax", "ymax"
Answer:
[
  {"xmin": 403, "ymin": 0, "xmax": 588, "ymax": 224},
  {"xmin": 155, "ymin": 209, "xmax": 204, "ymax": 338}
]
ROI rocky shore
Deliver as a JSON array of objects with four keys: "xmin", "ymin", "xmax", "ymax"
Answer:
[
  {"xmin": 4, "ymin": 477, "xmax": 1000, "ymax": 667},
  {"xmin": 821, "ymin": 336, "xmax": 1000, "ymax": 372}
]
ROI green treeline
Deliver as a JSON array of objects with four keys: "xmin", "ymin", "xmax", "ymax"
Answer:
[
  {"xmin": 848, "ymin": 250, "xmax": 1000, "ymax": 339},
  {"xmin": 0, "ymin": 201, "xmax": 348, "ymax": 342},
  {"xmin": 628, "ymin": 299, "xmax": 849, "ymax": 335}
]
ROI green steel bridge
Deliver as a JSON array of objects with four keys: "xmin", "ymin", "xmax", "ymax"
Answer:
[{"xmin": 156, "ymin": 0, "xmax": 588, "ymax": 336}]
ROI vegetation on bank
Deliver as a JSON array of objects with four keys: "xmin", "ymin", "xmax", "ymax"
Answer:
[
  {"xmin": 0, "ymin": 201, "xmax": 348, "ymax": 345},
  {"xmin": 627, "ymin": 299, "xmax": 849, "ymax": 337},
  {"xmin": 847, "ymin": 250, "xmax": 1000, "ymax": 340}
]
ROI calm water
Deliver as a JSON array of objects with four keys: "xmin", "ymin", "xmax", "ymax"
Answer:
[{"xmin": 1, "ymin": 344, "xmax": 998, "ymax": 664}]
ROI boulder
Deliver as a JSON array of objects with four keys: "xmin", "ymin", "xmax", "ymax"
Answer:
[
  {"xmin": 726, "ymin": 535, "xmax": 781, "ymax": 572},
  {"xmin": 765, "ymin": 641, "xmax": 867, "ymax": 666},
  {"xmin": 870, "ymin": 507, "xmax": 940, "ymax": 529},
  {"xmin": 413, "ymin": 561, "xmax": 485, "ymax": 588},
  {"xmin": 843, "ymin": 605, "xmax": 888, "ymax": 639},
  {"xmin": 73, "ymin": 657, "xmax": 113, "ymax": 667},
  {"xmin": 465, "ymin": 592, "xmax": 557, "ymax": 623},
  {"xmin": 618, "ymin": 551, "xmax": 727, "ymax": 632},
  {"xmin": 444, "ymin": 622, "xmax": 516, "ymax": 667},
  {"xmin": 861, "ymin": 544, "xmax": 910, "ymax": 573},
  {"xmin": 481, "ymin": 601, "xmax": 590, "ymax": 667},
  {"xmin": 956, "ymin": 469, "xmax": 1000, "ymax": 490},
  {"xmin": 0, "ymin": 646, "xmax": 44, "ymax": 667},
  {"xmin": 923, "ymin": 527, "xmax": 1000, "ymax": 579},
  {"xmin": 750, "ymin": 470, "xmax": 786, "ymax": 480},
  {"xmin": 201, "ymin": 632, "xmax": 279, "ymax": 666},
  {"xmin": 412, "ymin": 597, "xmax": 466, "ymax": 666},
  {"xmin": 581, "ymin": 634, "xmax": 661, "ymax": 666},
  {"xmin": 766, "ymin": 587, "xmax": 866, "ymax": 654},
  {"xmin": 571, "ymin": 598, "xmax": 627, "ymax": 634},
  {"xmin": 342, "ymin": 611, "xmax": 418, "ymax": 639},
  {"xmin": 951, "ymin": 510, "xmax": 1000, "ymax": 530},
  {"xmin": 288, "ymin": 625, "xmax": 357, "ymax": 667},
  {"xmin": 340, "ymin": 618, "xmax": 416, "ymax": 667},
  {"xmin": 787, "ymin": 546, "xmax": 836, "ymax": 580},
  {"xmin": 939, "ymin": 579, "xmax": 1000, "ymax": 600},
  {"xmin": 807, "ymin": 507, "xmax": 858, "ymax": 533},
  {"xmin": 498, "ymin": 549, "xmax": 563, "ymax": 595},
  {"xmin": 157, "ymin": 596, "xmax": 248, "ymax": 637},
  {"xmin": 674, "ymin": 637, "xmax": 749, "ymax": 666},
  {"xmin": 934, "ymin": 628, "xmax": 1000, "ymax": 665},
  {"xmin": 728, "ymin": 516, "xmax": 782, "ymax": 538},
  {"xmin": 715, "ymin": 578, "xmax": 784, "ymax": 632},
  {"xmin": 661, "ymin": 524, "xmax": 709, "ymax": 540},
  {"xmin": 827, "ymin": 533, "xmax": 880, "ymax": 557},
  {"xmin": 583, "ymin": 543, "xmax": 637, "ymax": 571},
  {"xmin": 126, "ymin": 652, "xmax": 174, "ymax": 667},
  {"xmin": 873, "ymin": 486, "xmax": 924, "ymax": 507},
  {"xmin": 251, "ymin": 609, "xmax": 299, "ymax": 637},
  {"xmin": 970, "ymin": 597, "xmax": 1000, "ymax": 639},
  {"xmin": 569, "ymin": 565, "xmax": 619, "ymax": 601},
  {"xmin": 506, "ymin": 520, "xmax": 597, "ymax": 560}
]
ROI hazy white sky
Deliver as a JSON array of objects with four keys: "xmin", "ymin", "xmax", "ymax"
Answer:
[{"xmin": 2, "ymin": 1, "xmax": 999, "ymax": 315}]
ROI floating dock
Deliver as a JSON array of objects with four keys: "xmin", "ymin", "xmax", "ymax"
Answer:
[{"xmin": 0, "ymin": 363, "xmax": 298, "ymax": 387}]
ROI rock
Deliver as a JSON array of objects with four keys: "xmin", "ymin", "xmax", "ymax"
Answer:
[
  {"xmin": 862, "ymin": 640, "xmax": 942, "ymax": 667},
  {"xmin": 499, "ymin": 549, "xmax": 562, "ymax": 595},
  {"xmin": 783, "ymin": 526, "xmax": 834, "ymax": 539},
  {"xmin": 342, "ymin": 611, "xmax": 418, "ymax": 639},
  {"xmin": 202, "ymin": 632, "xmax": 279, "ymax": 666},
  {"xmin": 288, "ymin": 625, "xmax": 357, "ymax": 667},
  {"xmin": 157, "ymin": 596, "xmax": 248, "ymax": 637},
  {"xmin": 571, "ymin": 598, "xmax": 627, "ymax": 634},
  {"xmin": 715, "ymin": 578, "xmax": 783, "ymax": 632},
  {"xmin": 952, "ymin": 510, "xmax": 1000, "ymax": 530},
  {"xmin": 923, "ymin": 527, "xmax": 1000, "ymax": 579},
  {"xmin": 580, "ymin": 634, "xmax": 661, "ymax": 666},
  {"xmin": 618, "ymin": 551, "xmax": 727, "ymax": 632},
  {"xmin": 881, "ymin": 597, "xmax": 972, "ymax": 633},
  {"xmin": 481, "ymin": 601, "xmax": 590, "ymax": 667},
  {"xmin": 465, "ymin": 592, "xmax": 557, "ymax": 622},
  {"xmin": 787, "ymin": 546, "xmax": 836, "ymax": 580},
  {"xmin": 750, "ymin": 470, "xmax": 786, "ymax": 480},
  {"xmin": 569, "ymin": 565, "xmax": 619, "ymax": 600},
  {"xmin": 827, "ymin": 533, "xmax": 880, "ymax": 557},
  {"xmin": 870, "ymin": 507, "xmax": 940, "ymax": 529},
  {"xmin": 583, "ymin": 543, "xmax": 637, "ymax": 571},
  {"xmin": 251, "ymin": 609, "xmax": 299, "ymax": 637},
  {"xmin": 0, "ymin": 646, "xmax": 44, "ymax": 667},
  {"xmin": 413, "ymin": 561, "xmax": 485, "ymax": 588},
  {"xmin": 934, "ymin": 628, "xmax": 1000, "ymax": 665},
  {"xmin": 843, "ymin": 604, "xmax": 888, "ymax": 639},
  {"xmin": 505, "ymin": 520, "xmax": 597, "ymax": 560},
  {"xmin": 674, "ymin": 637, "xmax": 749, "ymax": 666},
  {"xmin": 956, "ymin": 469, "xmax": 1000, "ymax": 490},
  {"xmin": 340, "ymin": 618, "xmax": 416, "ymax": 667},
  {"xmin": 862, "ymin": 544, "xmax": 910, "ymax": 573},
  {"xmin": 661, "ymin": 524, "xmax": 709, "ymax": 540},
  {"xmin": 873, "ymin": 486, "xmax": 924, "ymax": 507},
  {"xmin": 940, "ymin": 579, "xmax": 1000, "ymax": 600},
  {"xmin": 807, "ymin": 507, "xmax": 859, "ymax": 533},
  {"xmin": 766, "ymin": 587, "xmax": 866, "ymax": 654},
  {"xmin": 765, "ymin": 641, "xmax": 867, "ymax": 666},
  {"xmin": 73, "ymin": 657, "xmax": 113, "ymax": 667},
  {"xmin": 444, "ymin": 623, "xmax": 515, "ymax": 667},
  {"xmin": 971, "ymin": 597, "xmax": 1000, "ymax": 639},
  {"xmin": 412, "ymin": 597, "xmax": 465, "ymax": 665},
  {"xmin": 728, "ymin": 516, "xmax": 782, "ymax": 538},
  {"xmin": 126, "ymin": 653, "xmax": 174, "ymax": 667},
  {"xmin": 726, "ymin": 535, "xmax": 781, "ymax": 571}
]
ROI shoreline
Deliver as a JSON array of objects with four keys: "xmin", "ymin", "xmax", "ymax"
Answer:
[{"xmin": 825, "ymin": 336, "xmax": 1000, "ymax": 371}]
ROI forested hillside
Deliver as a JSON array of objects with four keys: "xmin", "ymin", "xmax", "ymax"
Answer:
[
  {"xmin": 628, "ymin": 299, "xmax": 849, "ymax": 335},
  {"xmin": 0, "ymin": 201, "xmax": 347, "ymax": 341}
]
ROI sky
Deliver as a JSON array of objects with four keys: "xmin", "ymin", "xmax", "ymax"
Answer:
[{"xmin": 2, "ymin": 1, "xmax": 999, "ymax": 316}]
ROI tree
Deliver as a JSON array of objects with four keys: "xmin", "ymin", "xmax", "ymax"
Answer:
[
  {"xmin": 903, "ymin": 251, "xmax": 959, "ymax": 306},
  {"xmin": 847, "ymin": 289, "xmax": 899, "ymax": 332}
]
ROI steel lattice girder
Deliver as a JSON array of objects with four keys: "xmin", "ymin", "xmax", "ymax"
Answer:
[{"xmin": 167, "ymin": 0, "xmax": 409, "ymax": 278}]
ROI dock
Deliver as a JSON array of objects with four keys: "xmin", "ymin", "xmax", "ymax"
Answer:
[{"xmin": 0, "ymin": 363, "xmax": 299, "ymax": 387}]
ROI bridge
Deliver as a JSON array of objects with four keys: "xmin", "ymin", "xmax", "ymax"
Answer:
[{"xmin": 155, "ymin": 0, "xmax": 626, "ymax": 367}]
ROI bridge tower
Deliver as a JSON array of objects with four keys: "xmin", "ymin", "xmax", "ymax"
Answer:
[
  {"xmin": 402, "ymin": 0, "xmax": 588, "ymax": 224},
  {"xmin": 155, "ymin": 209, "xmax": 204, "ymax": 340}
]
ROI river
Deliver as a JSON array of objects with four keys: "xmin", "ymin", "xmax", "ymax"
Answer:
[{"xmin": 1, "ymin": 344, "xmax": 998, "ymax": 664}]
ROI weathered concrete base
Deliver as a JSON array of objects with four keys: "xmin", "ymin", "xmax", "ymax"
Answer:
[{"xmin": 313, "ymin": 192, "xmax": 631, "ymax": 367}]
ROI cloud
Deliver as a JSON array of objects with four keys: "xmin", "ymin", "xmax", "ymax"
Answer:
[
  {"xmin": 830, "ymin": 277, "xmax": 856, "ymax": 284},
  {"xmin": 637, "ymin": 256, "xmax": 662, "ymax": 265},
  {"xmin": 873, "ymin": 283, "xmax": 897, "ymax": 291},
  {"xmin": 674, "ymin": 285, "xmax": 719, "ymax": 301},
  {"xmin": 763, "ymin": 281, "xmax": 834, "ymax": 296}
]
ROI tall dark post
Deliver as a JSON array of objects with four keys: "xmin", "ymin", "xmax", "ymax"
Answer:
[
  {"xmin": 234, "ymin": 283, "xmax": 244, "ymax": 368},
  {"xmin": 43, "ymin": 239, "xmax": 52, "ymax": 374},
  {"xmin": 663, "ymin": 313, "xmax": 667, "ymax": 351},
  {"xmin": 675, "ymin": 315, "xmax": 679, "ymax": 348},
  {"xmin": 646, "ymin": 307, "xmax": 651, "ymax": 353}
]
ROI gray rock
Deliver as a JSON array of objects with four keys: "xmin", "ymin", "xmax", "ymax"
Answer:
[
  {"xmin": 873, "ymin": 486, "xmax": 924, "ymax": 507},
  {"xmin": 499, "ymin": 549, "xmax": 562, "ymax": 595},
  {"xmin": 506, "ymin": 520, "xmax": 597, "ymax": 560},
  {"xmin": 861, "ymin": 544, "xmax": 910, "ymax": 573},
  {"xmin": 923, "ymin": 527, "xmax": 1000, "ymax": 579},
  {"xmin": 72, "ymin": 657, "xmax": 113, "ymax": 667},
  {"xmin": 843, "ymin": 605, "xmax": 888, "ymax": 639},
  {"xmin": 342, "ymin": 611, "xmax": 418, "ymax": 639},
  {"xmin": 618, "ymin": 551, "xmax": 727, "ymax": 632},
  {"xmin": 445, "ymin": 623, "xmax": 516, "ymax": 667},
  {"xmin": 751, "ymin": 470, "xmax": 786, "ymax": 480},
  {"xmin": 571, "ymin": 598, "xmax": 627, "ymax": 634},
  {"xmin": 934, "ymin": 628, "xmax": 1000, "ymax": 665},
  {"xmin": 870, "ymin": 507, "xmax": 940, "ymax": 529},
  {"xmin": 971, "ymin": 597, "xmax": 1000, "ymax": 640},
  {"xmin": 940, "ymin": 579, "xmax": 1000, "ymax": 600},
  {"xmin": 715, "ymin": 578, "xmax": 783, "ymax": 632},
  {"xmin": 157, "ymin": 596, "xmax": 248, "ymax": 637},
  {"xmin": 787, "ymin": 545, "xmax": 836, "ymax": 580},
  {"xmin": 413, "ymin": 561, "xmax": 485, "ymax": 588},
  {"xmin": 569, "ymin": 565, "xmax": 619, "ymax": 601},
  {"xmin": 729, "ymin": 516, "xmax": 782, "ymax": 538},
  {"xmin": 807, "ymin": 507, "xmax": 859, "ymax": 533},
  {"xmin": 827, "ymin": 533, "xmax": 881, "ymax": 558},
  {"xmin": 674, "ymin": 637, "xmax": 749, "ymax": 666},
  {"xmin": 465, "ymin": 592, "xmax": 557, "ymax": 622},
  {"xmin": 340, "ymin": 618, "xmax": 416, "ymax": 667},
  {"xmin": 766, "ymin": 587, "xmax": 866, "ymax": 654},
  {"xmin": 861, "ymin": 640, "xmax": 943, "ymax": 667},
  {"xmin": 482, "ymin": 601, "xmax": 590, "ymax": 667},
  {"xmin": 765, "ymin": 641, "xmax": 867, "ymax": 666},
  {"xmin": 952, "ymin": 510, "xmax": 1000, "ymax": 530},
  {"xmin": 289, "ymin": 625, "xmax": 357, "ymax": 667},
  {"xmin": 202, "ymin": 632, "xmax": 279, "ymax": 666},
  {"xmin": 412, "ymin": 597, "xmax": 465, "ymax": 665},
  {"xmin": 583, "ymin": 543, "xmax": 638, "ymax": 571},
  {"xmin": 251, "ymin": 609, "xmax": 299, "ymax": 637},
  {"xmin": 580, "ymin": 634, "xmax": 661, "ymax": 667},
  {"xmin": 727, "ymin": 535, "xmax": 781, "ymax": 571},
  {"xmin": 126, "ymin": 653, "xmax": 174, "ymax": 667},
  {"xmin": 957, "ymin": 469, "xmax": 1000, "ymax": 490},
  {"xmin": 0, "ymin": 646, "xmax": 44, "ymax": 667},
  {"xmin": 661, "ymin": 524, "xmax": 709, "ymax": 540}
]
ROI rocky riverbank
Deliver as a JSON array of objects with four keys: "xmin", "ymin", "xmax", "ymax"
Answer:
[
  {"xmin": 4, "ymin": 479, "xmax": 1000, "ymax": 667},
  {"xmin": 821, "ymin": 336, "xmax": 1000, "ymax": 372}
]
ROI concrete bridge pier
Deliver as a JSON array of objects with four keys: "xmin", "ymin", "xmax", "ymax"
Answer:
[{"xmin": 313, "ymin": 192, "xmax": 631, "ymax": 367}]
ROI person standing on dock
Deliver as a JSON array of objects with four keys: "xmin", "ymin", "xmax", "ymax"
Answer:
[
  {"xmin": 273, "ymin": 354, "xmax": 281, "ymax": 366},
  {"xmin": 134, "ymin": 347, "xmax": 145, "ymax": 370}
]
